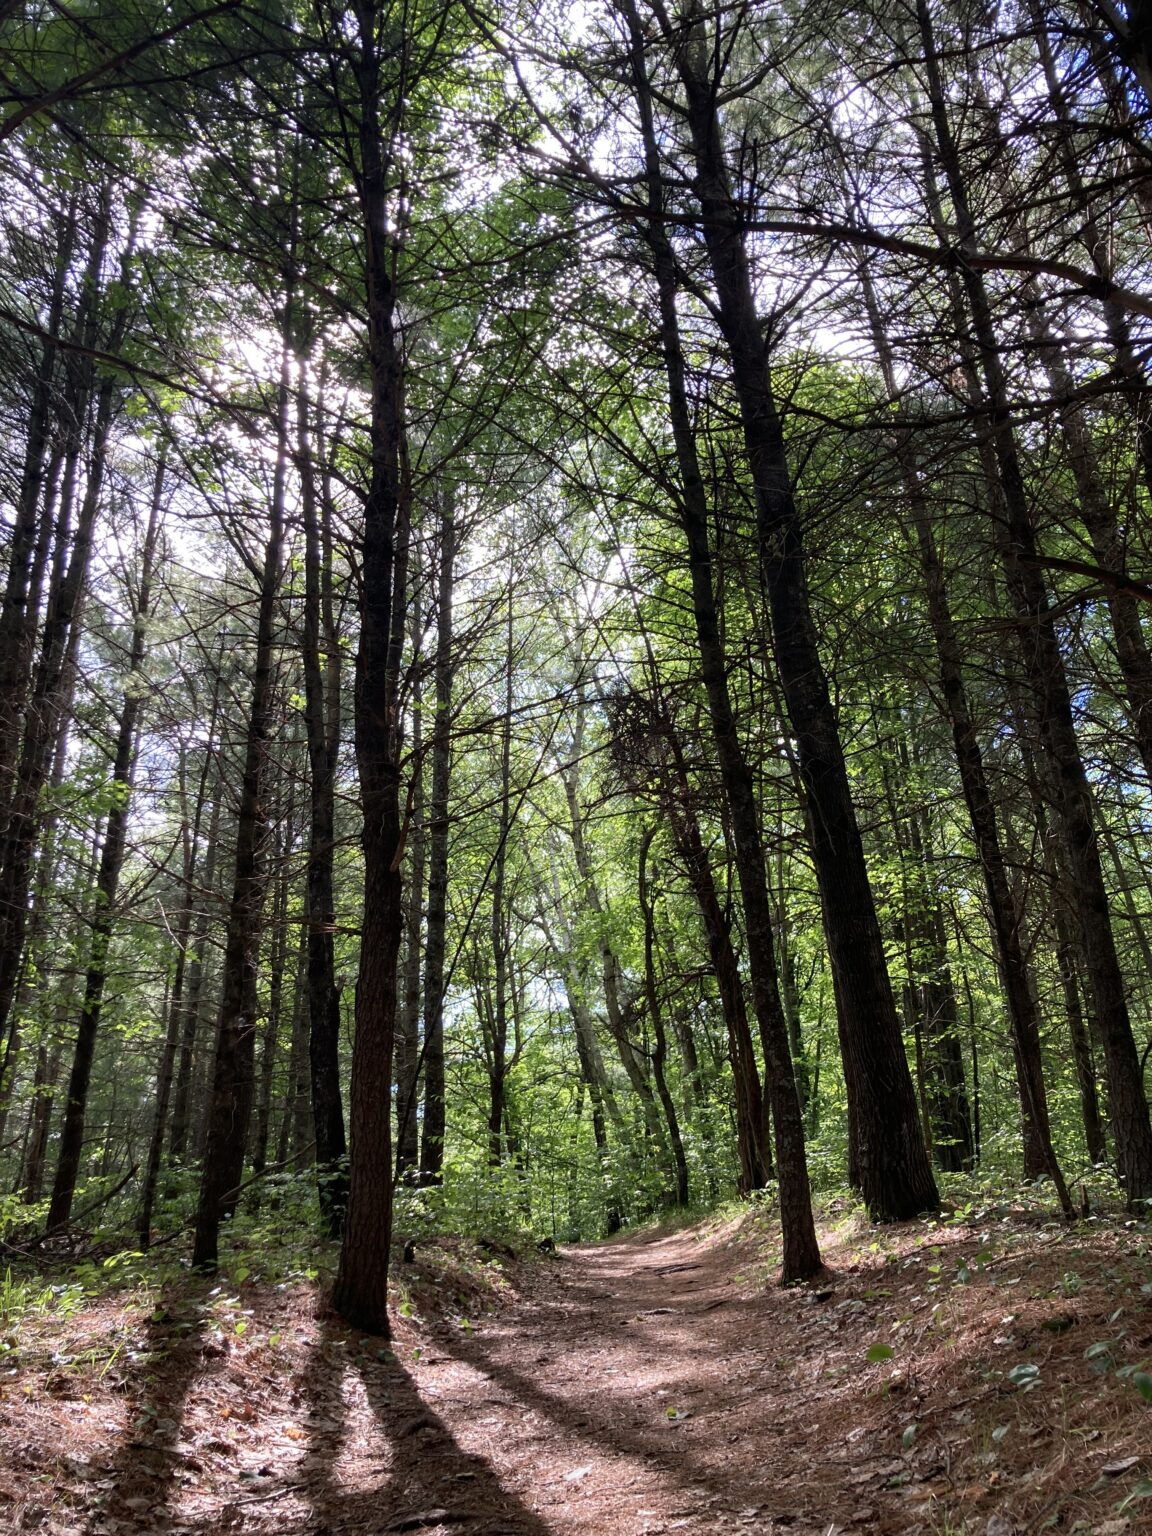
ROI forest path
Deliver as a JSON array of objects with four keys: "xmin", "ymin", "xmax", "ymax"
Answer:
[
  {"xmin": 8, "ymin": 1212, "xmax": 1149, "ymax": 1536},
  {"xmin": 401, "ymin": 1223, "xmax": 819, "ymax": 1536}
]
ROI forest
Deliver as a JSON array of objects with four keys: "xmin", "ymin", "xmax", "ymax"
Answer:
[{"xmin": 1, "ymin": 0, "xmax": 1151, "ymax": 1532}]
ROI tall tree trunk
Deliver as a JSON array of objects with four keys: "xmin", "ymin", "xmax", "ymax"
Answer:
[
  {"xmin": 191, "ymin": 320, "xmax": 291, "ymax": 1269},
  {"xmin": 0, "ymin": 193, "xmax": 79, "ymax": 816},
  {"xmin": 419, "ymin": 486, "xmax": 455, "ymax": 1183},
  {"xmin": 916, "ymin": 0, "xmax": 1152, "ymax": 1204},
  {"xmin": 47, "ymin": 454, "xmax": 162, "ymax": 1230},
  {"xmin": 333, "ymin": 3, "xmax": 410, "ymax": 1332},
  {"xmin": 622, "ymin": 0, "xmax": 821, "ymax": 1278},
  {"xmin": 298, "ymin": 354, "xmax": 347, "ymax": 1229},
  {"xmin": 0, "ymin": 199, "xmax": 131, "ymax": 1063},
  {"xmin": 669, "ymin": 2, "xmax": 937, "ymax": 1222}
]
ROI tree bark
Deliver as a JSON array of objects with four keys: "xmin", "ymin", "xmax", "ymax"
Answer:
[
  {"xmin": 298, "ymin": 354, "xmax": 348, "ymax": 1229},
  {"xmin": 191, "ymin": 321, "xmax": 290, "ymax": 1269},
  {"xmin": 669, "ymin": 1, "xmax": 938, "ymax": 1222},
  {"xmin": 419, "ymin": 485, "xmax": 455, "ymax": 1183},
  {"xmin": 48, "ymin": 454, "xmax": 162, "ymax": 1230},
  {"xmin": 332, "ymin": 0, "xmax": 410, "ymax": 1333},
  {"xmin": 622, "ymin": 0, "xmax": 822, "ymax": 1278}
]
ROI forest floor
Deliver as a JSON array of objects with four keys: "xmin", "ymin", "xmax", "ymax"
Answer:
[{"xmin": 1, "ymin": 1200, "xmax": 1151, "ymax": 1536}]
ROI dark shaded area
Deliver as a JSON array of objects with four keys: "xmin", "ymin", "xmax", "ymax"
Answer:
[
  {"xmin": 82, "ymin": 1284, "xmax": 213, "ymax": 1535},
  {"xmin": 292, "ymin": 1315, "xmax": 553, "ymax": 1536}
]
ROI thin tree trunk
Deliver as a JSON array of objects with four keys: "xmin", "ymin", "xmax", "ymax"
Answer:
[
  {"xmin": 609, "ymin": 686, "xmax": 771, "ymax": 1193},
  {"xmin": 168, "ymin": 756, "xmax": 222, "ymax": 1166},
  {"xmin": 639, "ymin": 827, "xmax": 690, "ymax": 1206},
  {"xmin": 276, "ymin": 925, "xmax": 311, "ymax": 1168},
  {"xmin": 563, "ymin": 696, "xmax": 666, "ymax": 1151},
  {"xmin": 298, "ymin": 356, "xmax": 348, "ymax": 1230},
  {"xmin": 395, "ymin": 578, "xmax": 425, "ymax": 1180},
  {"xmin": 191, "ymin": 320, "xmax": 291, "ymax": 1269},
  {"xmin": 419, "ymin": 485, "xmax": 455, "ymax": 1183},
  {"xmin": 47, "ymin": 457, "xmax": 162, "ymax": 1230},
  {"xmin": 486, "ymin": 563, "xmax": 515, "ymax": 1166},
  {"xmin": 140, "ymin": 682, "xmax": 218, "ymax": 1238},
  {"xmin": 21, "ymin": 1039, "xmax": 63, "ymax": 1204},
  {"xmin": 251, "ymin": 820, "xmax": 293, "ymax": 1180}
]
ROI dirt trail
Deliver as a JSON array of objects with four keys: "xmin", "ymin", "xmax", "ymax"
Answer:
[
  {"xmin": 415, "ymin": 1225, "xmax": 815, "ymax": 1536},
  {"xmin": 298, "ymin": 1220, "xmax": 1152, "ymax": 1536},
  {"xmin": 5, "ymin": 1214, "xmax": 1149, "ymax": 1536}
]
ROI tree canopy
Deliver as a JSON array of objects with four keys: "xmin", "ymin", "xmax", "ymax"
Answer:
[{"xmin": 0, "ymin": 0, "xmax": 1150, "ymax": 1328}]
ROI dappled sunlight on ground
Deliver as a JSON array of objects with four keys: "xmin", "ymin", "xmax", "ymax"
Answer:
[{"xmin": 0, "ymin": 1208, "xmax": 1149, "ymax": 1534}]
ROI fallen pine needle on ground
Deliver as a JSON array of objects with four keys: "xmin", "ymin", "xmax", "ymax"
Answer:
[{"xmin": 0, "ymin": 1204, "xmax": 1150, "ymax": 1536}]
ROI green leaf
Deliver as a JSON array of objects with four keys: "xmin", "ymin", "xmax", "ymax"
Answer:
[
  {"xmin": 1007, "ymin": 1363, "xmax": 1041, "ymax": 1389},
  {"xmin": 866, "ymin": 1343, "xmax": 895, "ymax": 1363},
  {"xmin": 1116, "ymin": 1478, "xmax": 1152, "ymax": 1514},
  {"xmin": 1133, "ymin": 1370, "xmax": 1152, "ymax": 1403},
  {"xmin": 901, "ymin": 1423, "xmax": 918, "ymax": 1449}
]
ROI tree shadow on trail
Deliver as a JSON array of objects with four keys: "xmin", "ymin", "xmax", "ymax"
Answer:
[
  {"xmin": 298, "ymin": 1315, "xmax": 553, "ymax": 1536},
  {"xmin": 82, "ymin": 1281, "xmax": 215, "ymax": 1535},
  {"xmin": 432, "ymin": 1317, "xmax": 743, "ymax": 1516}
]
